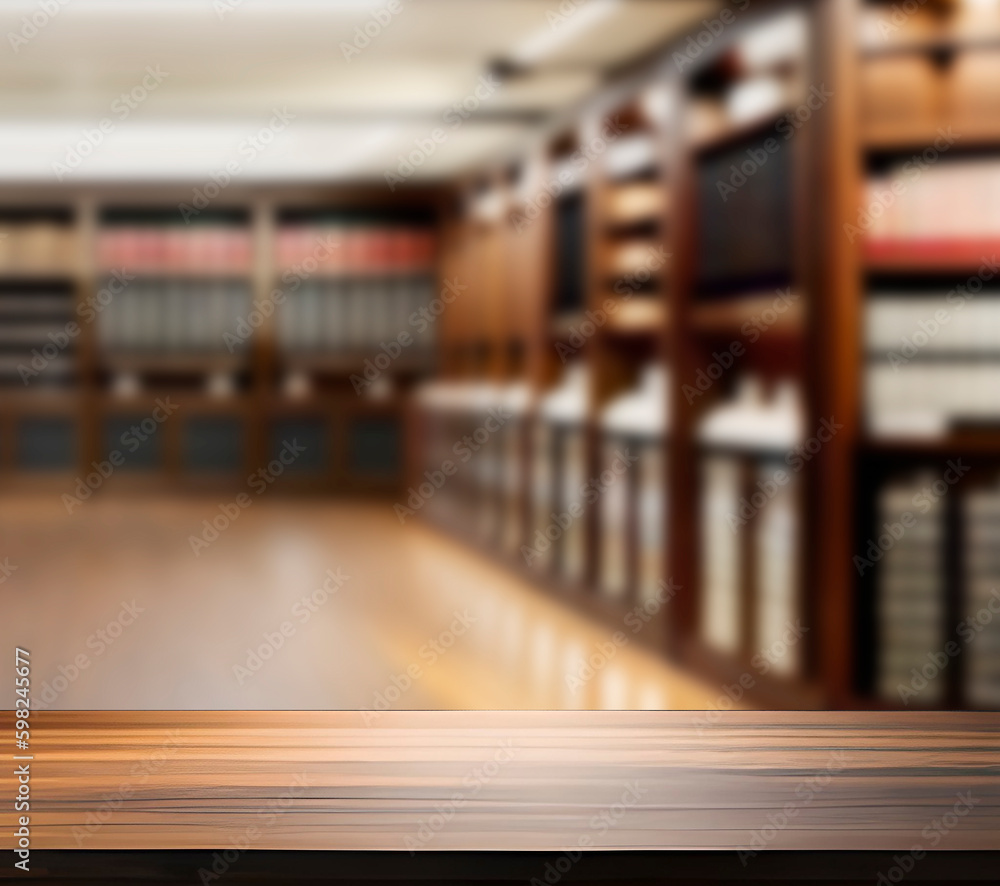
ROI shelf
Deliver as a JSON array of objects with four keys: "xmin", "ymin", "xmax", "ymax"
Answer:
[
  {"xmin": 0, "ymin": 269, "xmax": 79, "ymax": 282},
  {"xmin": 273, "ymin": 268, "xmax": 435, "ymax": 281},
  {"xmin": 860, "ymin": 34, "xmax": 1000, "ymax": 59},
  {"xmin": 96, "ymin": 268, "xmax": 252, "ymax": 280},
  {"xmin": 280, "ymin": 353, "xmax": 435, "ymax": 375},
  {"xmin": 603, "ymin": 182, "xmax": 667, "ymax": 231},
  {"xmin": 604, "ymin": 297, "xmax": 667, "ymax": 337},
  {"xmin": 0, "ymin": 388, "xmax": 81, "ymax": 409},
  {"xmin": 688, "ymin": 292, "xmax": 804, "ymax": 338},
  {"xmin": 864, "ymin": 122, "xmax": 1000, "ymax": 153},
  {"xmin": 862, "ymin": 431, "xmax": 1000, "ymax": 455},
  {"xmin": 96, "ymin": 389, "xmax": 253, "ymax": 409},
  {"xmin": 100, "ymin": 352, "xmax": 248, "ymax": 374}
]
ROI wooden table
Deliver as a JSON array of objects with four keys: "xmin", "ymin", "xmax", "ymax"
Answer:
[
  {"xmin": 3, "ymin": 710, "xmax": 998, "ymax": 851},
  {"xmin": 3, "ymin": 711, "xmax": 998, "ymax": 883}
]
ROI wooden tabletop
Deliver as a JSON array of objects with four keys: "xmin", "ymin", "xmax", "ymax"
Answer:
[{"xmin": 3, "ymin": 711, "xmax": 999, "ymax": 852}]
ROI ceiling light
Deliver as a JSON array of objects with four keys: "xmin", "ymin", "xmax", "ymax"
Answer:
[{"xmin": 509, "ymin": 0, "xmax": 621, "ymax": 67}]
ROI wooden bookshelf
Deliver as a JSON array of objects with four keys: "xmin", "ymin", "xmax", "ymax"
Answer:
[
  {"xmin": 849, "ymin": 0, "xmax": 1000, "ymax": 711},
  {"xmin": 412, "ymin": 0, "xmax": 1000, "ymax": 712},
  {"xmin": 0, "ymin": 185, "xmax": 443, "ymax": 496}
]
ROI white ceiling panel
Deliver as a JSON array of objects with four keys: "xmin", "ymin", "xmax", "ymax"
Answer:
[{"xmin": 0, "ymin": 0, "xmax": 716, "ymax": 182}]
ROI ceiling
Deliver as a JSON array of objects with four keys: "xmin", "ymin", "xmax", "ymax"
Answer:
[{"xmin": 0, "ymin": 0, "xmax": 715, "ymax": 183}]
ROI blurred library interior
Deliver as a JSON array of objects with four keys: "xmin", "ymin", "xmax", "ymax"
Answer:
[{"xmin": 3, "ymin": 0, "xmax": 1000, "ymax": 711}]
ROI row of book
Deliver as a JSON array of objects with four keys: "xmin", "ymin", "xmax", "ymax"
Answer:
[
  {"xmin": 963, "ymin": 482, "xmax": 1000, "ymax": 708},
  {"xmin": 867, "ymin": 294, "xmax": 1000, "ymax": 354},
  {"xmin": 0, "ymin": 286, "xmax": 77, "ymax": 385},
  {"xmin": 866, "ymin": 362, "xmax": 1000, "ymax": 438},
  {"xmin": 276, "ymin": 225, "xmax": 436, "ymax": 275},
  {"xmin": 0, "ymin": 222, "xmax": 437, "ymax": 278},
  {"xmin": 413, "ymin": 365, "xmax": 670, "ymax": 607},
  {"xmin": 866, "ymin": 293, "xmax": 1000, "ymax": 434},
  {"xmin": 0, "ymin": 223, "xmax": 76, "ymax": 275},
  {"xmin": 9, "ymin": 276, "xmax": 445, "ymax": 362},
  {"xmin": 697, "ymin": 378, "xmax": 805, "ymax": 676},
  {"xmin": 97, "ymin": 226, "xmax": 253, "ymax": 275},
  {"xmin": 415, "ymin": 381, "xmax": 531, "ymax": 557},
  {"xmin": 96, "ymin": 279, "xmax": 251, "ymax": 353},
  {"xmin": 599, "ymin": 367, "xmax": 667, "ymax": 604},
  {"xmin": 275, "ymin": 277, "xmax": 438, "ymax": 355},
  {"xmin": 699, "ymin": 454, "xmax": 803, "ymax": 678},
  {"xmin": 873, "ymin": 471, "xmax": 1000, "ymax": 708},
  {"xmin": 875, "ymin": 473, "xmax": 946, "ymax": 706},
  {"xmin": 863, "ymin": 160, "xmax": 1000, "ymax": 242}
]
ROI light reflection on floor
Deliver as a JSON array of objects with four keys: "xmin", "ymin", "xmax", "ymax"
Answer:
[{"xmin": 2, "ymin": 494, "xmax": 731, "ymax": 711}]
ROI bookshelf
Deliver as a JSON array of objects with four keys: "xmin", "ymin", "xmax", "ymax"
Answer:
[
  {"xmin": 412, "ymin": 0, "xmax": 1000, "ymax": 710},
  {"xmin": 849, "ymin": 0, "xmax": 1000, "ymax": 711},
  {"xmin": 0, "ymin": 187, "xmax": 442, "ymax": 495}
]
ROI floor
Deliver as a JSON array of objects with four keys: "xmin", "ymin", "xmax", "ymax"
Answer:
[{"xmin": 2, "ymin": 493, "xmax": 725, "ymax": 710}]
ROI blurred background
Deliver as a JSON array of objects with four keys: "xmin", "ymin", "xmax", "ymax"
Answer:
[{"xmin": 3, "ymin": 0, "xmax": 1000, "ymax": 711}]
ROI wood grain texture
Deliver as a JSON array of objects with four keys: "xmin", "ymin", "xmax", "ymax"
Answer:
[{"xmin": 2, "ymin": 711, "xmax": 998, "ymax": 851}]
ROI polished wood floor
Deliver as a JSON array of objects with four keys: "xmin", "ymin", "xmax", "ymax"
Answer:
[
  {"xmin": 1, "ymin": 493, "xmax": 723, "ymax": 710},
  {"xmin": 3, "ymin": 711, "xmax": 998, "ymax": 851}
]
